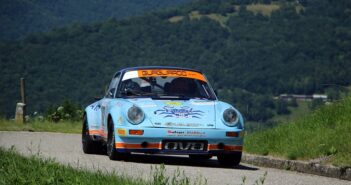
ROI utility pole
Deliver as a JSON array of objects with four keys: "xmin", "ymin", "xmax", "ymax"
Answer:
[
  {"xmin": 15, "ymin": 78, "xmax": 26, "ymax": 123},
  {"xmin": 21, "ymin": 78, "xmax": 26, "ymax": 104}
]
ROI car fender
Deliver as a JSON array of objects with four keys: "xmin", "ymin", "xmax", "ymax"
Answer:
[{"xmin": 85, "ymin": 102, "xmax": 102, "ymax": 130}]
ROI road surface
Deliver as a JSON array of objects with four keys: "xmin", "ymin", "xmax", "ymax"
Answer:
[{"xmin": 0, "ymin": 131, "xmax": 349, "ymax": 185}]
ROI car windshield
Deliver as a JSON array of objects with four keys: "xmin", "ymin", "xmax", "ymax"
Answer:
[{"xmin": 116, "ymin": 70, "xmax": 216, "ymax": 100}]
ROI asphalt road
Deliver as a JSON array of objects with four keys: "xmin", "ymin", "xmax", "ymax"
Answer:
[{"xmin": 0, "ymin": 131, "xmax": 349, "ymax": 185}]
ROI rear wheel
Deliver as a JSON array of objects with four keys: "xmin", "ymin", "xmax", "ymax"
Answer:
[
  {"xmin": 217, "ymin": 152, "xmax": 242, "ymax": 166},
  {"xmin": 82, "ymin": 116, "xmax": 102, "ymax": 154},
  {"xmin": 189, "ymin": 154, "xmax": 212, "ymax": 160},
  {"xmin": 107, "ymin": 118, "xmax": 129, "ymax": 160}
]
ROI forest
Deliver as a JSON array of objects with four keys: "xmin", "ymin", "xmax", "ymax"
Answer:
[
  {"xmin": 0, "ymin": 0, "xmax": 190, "ymax": 40},
  {"xmin": 1, "ymin": 0, "xmax": 350, "ymax": 123}
]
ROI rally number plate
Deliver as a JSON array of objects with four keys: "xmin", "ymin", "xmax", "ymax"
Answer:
[{"xmin": 162, "ymin": 140, "xmax": 207, "ymax": 151}]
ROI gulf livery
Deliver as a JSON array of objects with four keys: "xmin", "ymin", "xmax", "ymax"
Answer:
[{"xmin": 82, "ymin": 66, "xmax": 244, "ymax": 166}]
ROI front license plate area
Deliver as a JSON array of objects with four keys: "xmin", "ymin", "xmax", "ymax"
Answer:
[{"xmin": 162, "ymin": 140, "xmax": 207, "ymax": 151}]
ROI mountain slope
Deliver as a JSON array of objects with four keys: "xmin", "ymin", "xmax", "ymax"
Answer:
[
  {"xmin": 1, "ymin": 0, "xmax": 351, "ymax": 119},
  {"xmin": 0, "ymin": 0, "xmax": 190, "ymax": 40}
]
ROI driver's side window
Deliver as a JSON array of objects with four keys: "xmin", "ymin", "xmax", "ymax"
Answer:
[{"xmin": 106, "ymin": 73, "xmax": 120, "ymax": 98}]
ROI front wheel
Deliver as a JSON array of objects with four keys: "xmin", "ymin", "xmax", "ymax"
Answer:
[
  {"xmin": 217, "ymin": 152, "xmax": 242, "ymax": 166},
  {"xmin": 107, "ymin": 119, "xmax": 129, "ymax": 160}
]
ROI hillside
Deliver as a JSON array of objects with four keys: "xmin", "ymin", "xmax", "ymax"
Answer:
[
  {"xmin": 1, "ymin": 0, "xmax": 351, "ymax": 120},
  {"xmin": 245, "ymin": 96, "xmax": 351, "ymax": 167},
  {"xmin": 0, "ymin": 0, "xmax": 190, "ymax": 40}
]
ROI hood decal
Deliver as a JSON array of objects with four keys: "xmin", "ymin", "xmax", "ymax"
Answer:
[{"xmin": 154, "ymin": 106, "xmax": 204, "ymax": 119}]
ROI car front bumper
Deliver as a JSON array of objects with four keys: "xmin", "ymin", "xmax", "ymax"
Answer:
[{"xmin": 113, "ymin": 127, "xmax": 244, "ymax": 155}]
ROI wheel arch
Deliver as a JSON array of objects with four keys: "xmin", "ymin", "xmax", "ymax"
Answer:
[{"xmin": 84, "ymin": 105, "xmax": 102, "ymax": 130}]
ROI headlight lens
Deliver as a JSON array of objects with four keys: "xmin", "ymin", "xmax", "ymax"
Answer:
[
  {"xmin": 223, "ymin": 109, "xmax": 238, "ymax": 127},
  {"xmin": 127, "ymin": 106, "xmax": 144, "ymax": 125}
]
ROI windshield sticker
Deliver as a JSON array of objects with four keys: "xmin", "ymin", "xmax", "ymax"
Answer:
[
  {"xmin": 155, "ymin": 106, "xmax": 204, "ymax": 119},
  {"xmin": 138, "ymin": 69, "xmax": 206, "ymax": 82},
  {"xmin": 122, "ymin": 69, "xmax": 207, "ymax": 81}
]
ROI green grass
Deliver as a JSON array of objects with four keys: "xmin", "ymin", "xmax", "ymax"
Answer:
[
  {"xmin": 0, "ymin": 147, "xmax": 207, "ymax": 185},
  {"xmin": 245, "ymin": 96, "xmax": 351, "ymax": 167},
  {"xmin": 0, "ymin": 147, "xmax": 141, "ymax": 185},
  {"xmin": 0, "ymin": 119, "xmax": 81, "ymax": 134},
  {"xmin": 270, "ymin": 101, "xmax": 311, "ymax": 123}
]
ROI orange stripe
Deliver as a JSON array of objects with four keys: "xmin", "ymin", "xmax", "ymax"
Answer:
[
  {"xmin": 207, "ymin": 144, "xmax": 242, "ymax": 151},
  {"xmin": 115, "ymin": 142, "xmax": 162, "ymax": 149},
  {"xmin": 89, "ymin": 130, "xmax": 107, "ymax": 137}
]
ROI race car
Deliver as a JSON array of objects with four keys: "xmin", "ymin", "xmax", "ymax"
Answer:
[{"xmin": 82, "ymin": 66, "xmax": 244, "ymax": 166}]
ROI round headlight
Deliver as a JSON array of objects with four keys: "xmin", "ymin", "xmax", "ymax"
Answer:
[
  {"xmin": 127, "ymin": 106, "xmax": 144, "ymax": 125},
  {"xmin": 223, "ymin": 109, "xmax": 238, "ymax": 127}
]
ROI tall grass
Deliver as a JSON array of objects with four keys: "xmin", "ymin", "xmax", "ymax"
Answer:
[
  {"xmin": 0, "ymin": 119, "xmax": 81, "ymax": 133},
  {"xmin": 0, "ymin": 147, "xmax": 209, "ymax": 185},
  {"xmin": 245, "ymin": 97, "xmax": 351, "ymax": 167}
]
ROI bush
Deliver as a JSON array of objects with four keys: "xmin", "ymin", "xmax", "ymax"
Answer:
[{"xmin": 45, "ymin": 100, "xmax": 83, "ymax": 122}]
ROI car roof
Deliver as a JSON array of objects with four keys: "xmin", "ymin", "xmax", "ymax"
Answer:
[{"xmin": 118, "ymin": 66, "xmax": 203, "ymax": 74}]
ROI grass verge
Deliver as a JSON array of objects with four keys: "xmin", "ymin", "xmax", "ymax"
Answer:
[
  {"xmin": 0, "ymin": 147, "xmax": 208, "ymax": 185},
  {"xmin": 245, "ymin": 96, "xmax": 351, "ymax": 167},
  {"xmin": 0, "ymin": 119, "xmax": 81, "ymax": 134}
]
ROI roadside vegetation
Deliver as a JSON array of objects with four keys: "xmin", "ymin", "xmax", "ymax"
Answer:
[
  {"xmin": 0, "ymin": 100, "xmax": 82, "ymax": 134},
  {"xmin": 0, "ymin": 146, "xmax": 208, "ymax": 185},
  {"xmin": 0, "ymin": 119, "xmax": 81, "ymax": 134},
  {"xmin": 245, "ymin": 96, "xmax": 351, "ymax": 167}
]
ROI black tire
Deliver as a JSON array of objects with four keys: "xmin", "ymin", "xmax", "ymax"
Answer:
[
  {"xmin": 189, "ymin": 154, "xmax": 212, "ymax": 160},
  {"xmin": 82, "ymin": 116, "xmax": 102, "ymax": 154},
  {"xmin": 217, "ymin": 152, "xmax": 242, "ymax": 166},
  {"xmin": 107, "ymin": 118, "xmax": 129, "ymax": 160}
]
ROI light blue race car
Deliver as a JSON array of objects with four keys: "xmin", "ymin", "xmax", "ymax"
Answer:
[{"xmin": 82, "ymin": 66, "xmax": 245, "ymax": 166}]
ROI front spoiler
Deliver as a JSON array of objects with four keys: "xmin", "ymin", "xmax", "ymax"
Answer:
[{"xmin": 114, "ymin": 142, "xmax": 242, "ymax": 155}]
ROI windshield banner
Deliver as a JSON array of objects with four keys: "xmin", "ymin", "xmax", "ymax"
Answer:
[{"xmin": 122, "ymin": 69, "xmax": 207, "ymax": 82}]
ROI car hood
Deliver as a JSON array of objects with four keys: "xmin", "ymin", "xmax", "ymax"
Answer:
[{"xmin": 126, "ymin": 98, "xmax": 216, "ymax": 128}]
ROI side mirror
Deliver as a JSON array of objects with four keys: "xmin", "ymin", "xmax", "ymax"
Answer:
[{"xmin": 105, "ymin": 88, "xmax": 115, "ymax": 98}]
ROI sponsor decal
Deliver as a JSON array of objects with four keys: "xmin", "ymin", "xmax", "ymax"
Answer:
[
  {"xmin": 165, "ymin": 101, "xmax": 182, "ymax": 106},
  {"xmin": 164, "ymin": 122, "xmax": 203, "ymax": 127},
  {"xmin": 167, "ymin": 130, "xmax": 206, "ymax": 137},
  {"xmin": 155, "ymin": 106, "xmax": 204, "ymax": 119},
  {"xmin": 117, "ymin": 116, "xmax": 123, "ymax": 125},
  {"xmin": 90, "ymin": 103, "xmax": 101, "ymax": 111}
]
